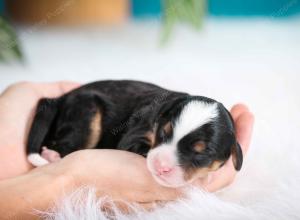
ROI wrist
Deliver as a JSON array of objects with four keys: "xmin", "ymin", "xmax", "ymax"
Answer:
[
  {"xmin": 0, "ymin": 166, "xmax": 75, "ymax": 219},
  {"xmin": 32, "ymin": 165, "xmax": 77, "ymax": 197}
]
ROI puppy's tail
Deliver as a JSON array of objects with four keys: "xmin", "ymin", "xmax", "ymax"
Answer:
[{"xmin": 27, "ymin": 98, "xmax": 58, "ymax": 167}]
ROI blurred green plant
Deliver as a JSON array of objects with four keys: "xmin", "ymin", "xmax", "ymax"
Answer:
[
  {"xmin": 0, "ymin": 15, "xmax": 22, "ymax": 62},
  {"xmin": 162, "ymin": 0, "xmax": 206, "ymax": 43}
]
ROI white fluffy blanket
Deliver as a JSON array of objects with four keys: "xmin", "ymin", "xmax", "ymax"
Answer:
[{"xmin": 0, "ymin": 19, "xmax": 300, "ymax": 220}]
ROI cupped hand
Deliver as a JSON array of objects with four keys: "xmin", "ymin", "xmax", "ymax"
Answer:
[
  {"xmin": 42, "ymin": 149, "xmax": 182, "ymax": 206},
  {"xmin": 39, "ymin": 104, "xmax": 254, "ymax": 208},
  {"xmin": 0, "ymin": 81, "xmax": 80, "ymax": 179},
  {"xmin": 0, "ymin": 81, "xmax": 254, "ymax": 209}
]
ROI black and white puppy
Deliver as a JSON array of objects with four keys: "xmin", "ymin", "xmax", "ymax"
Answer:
[{"xmin": 27, "ymin": 80, "xmax": 242, "ymax": 187}]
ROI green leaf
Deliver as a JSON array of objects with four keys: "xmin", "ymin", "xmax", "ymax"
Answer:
[
  {"xmin": 161, "ymin": 0, "xmax": 206, "ymax": 44},
  {"xmin": 0, "ymin": 15, "xmax": 23, "ymax": 62}
]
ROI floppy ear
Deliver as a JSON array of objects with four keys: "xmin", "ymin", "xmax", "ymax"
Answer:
[
  {"xmin": 27, "ymin": 98, "xmax": 59, "ymax": 154},
  {"xmin": 220, "ymin": 106, "xmax": 243, "ymax": 171},
  {"xmin": 231, "ymin": 142, "xmax": 243, "ymax": 171}
]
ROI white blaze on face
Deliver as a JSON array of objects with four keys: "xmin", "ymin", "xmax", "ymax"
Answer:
[
  {"xmin": 147, "ymin": 101, "xmax": 219, "ymax": 187},
  {"xmin": 172, "ymin": 101, "xmax": 219, "ymax": 143}
]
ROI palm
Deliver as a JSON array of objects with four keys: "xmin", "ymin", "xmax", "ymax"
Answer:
[{"xmin": 0, "ymin": 82, "xmax": 79, "ymax": 179}]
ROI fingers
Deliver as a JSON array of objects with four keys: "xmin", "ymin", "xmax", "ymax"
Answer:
[
  {"xmin": 230, "ymin": 103, "xmax": 249, "ymax": 121},
  {"xmin": 234, "ymin": 111, "xmax": 254, "ymax": 155},
  {"xmin": 57, "ymin": 81, "xmax": 81, "ymax": 94},
  {"xmin": 33, "ymin": 81, "xmax": 81, "ymax": 98},
  {"xmin": 230, "ymin": 103, "xmax": 254, "ymax": 155}
]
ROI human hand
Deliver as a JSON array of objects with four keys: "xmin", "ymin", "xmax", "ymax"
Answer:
[
  {"xmin": 39, "ymin": 149, "xmax": 181, "ymax": 209},
  {"xmin": 40, "ymin": 104, "xmax": 253, "ymax": 209},
  {"xmin": 0, "ymin": 81, "xmax": 80, "ymax": 179}
]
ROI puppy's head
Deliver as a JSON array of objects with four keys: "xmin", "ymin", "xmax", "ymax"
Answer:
[{"xmin": 147, "ymin": 96, "xmax": 242, "ymax": 187}]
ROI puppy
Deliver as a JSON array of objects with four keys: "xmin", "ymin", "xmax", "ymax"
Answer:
[{"xmin": 27, "ymin": 80, "xmax": 242, "ymax": 187}]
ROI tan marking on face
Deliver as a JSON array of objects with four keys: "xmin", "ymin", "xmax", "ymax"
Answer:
[
  {"xmin": 145, "ymin": 123, "xmax": 159, "ymax": 148},
  {"xmin": 194, "ymin": 141, "xmax": 206, "ymax": 153},
  {"xmin": 183, "ymin": 161, "xmax": 224, "ymax": 182},
  {"xmin": 85, "ymin": 110, "xmax": 102, "ymax": 149},
  {"xmin": 145, "ymin": 131, "xmax": 156, "ymax": 148},
  {"xmin": 163, "ymin": 121, "xmax": 172, "ymax": 135},
  {"xmin": 209, "ymin": 160, "xmax": 223, "ymax": 171}
]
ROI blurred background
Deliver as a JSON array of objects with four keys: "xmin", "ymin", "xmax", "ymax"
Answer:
[
  {"xmin": 0, "ymin": 2, "xmax": 300, "ymax": 214},
  {"xmin": 0, "ymin": 0, "xmax": 299, "ymax": 132}
]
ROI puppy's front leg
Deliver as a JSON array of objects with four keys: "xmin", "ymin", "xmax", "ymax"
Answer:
[{"xmin": 117, "ymin": 130, "xmax": 154, "ymax": 157}]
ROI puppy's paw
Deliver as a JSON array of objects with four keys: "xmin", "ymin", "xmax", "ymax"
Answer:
[
  {"xmin": 28, "ymin": 153, "xmax": 49, "ymax": 167},
  {"xmin": 41, "ymin": 146, "xmax": 61, "ymax": 162}
]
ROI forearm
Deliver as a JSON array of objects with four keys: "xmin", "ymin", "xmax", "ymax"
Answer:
[{"xmin": 0, "ymin": 168, "xmax": 73, "ymax": 219}]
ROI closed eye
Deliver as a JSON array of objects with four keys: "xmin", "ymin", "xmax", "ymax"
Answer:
[{"xmin": 192, "ymin": 156, "xmax": 212, "ymax": 168}]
